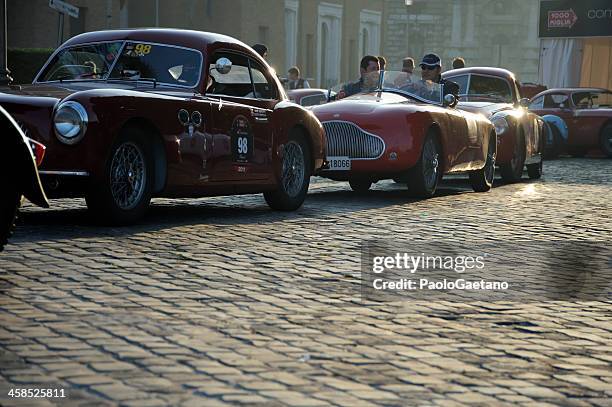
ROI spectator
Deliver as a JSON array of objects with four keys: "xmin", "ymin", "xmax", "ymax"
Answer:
[
  {"xmin": 337, "ymin": 55, "xmax": 380, "ymax": 99},
  {"xmin": 377, "ymin": 56, "xmax": 387, "ymax": 71},
  {"xmin": 287, "ymin": 66, "xmax": 310, "ymax": 89},
  {"xmin": 252, "ymin": 43, "xmax": 268, "ymax": 59},
  {"xmin": 452, "ymin": 57, "xmax": 465, "ymax": 69},
  {"xmin": 402, "ymin": 57, "xmax": 415, "ymax": 74}
]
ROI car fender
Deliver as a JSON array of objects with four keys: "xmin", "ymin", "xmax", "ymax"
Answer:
[
  {"xmin": 0, "ymin": 105, "xmax": 49, "ymax": 207},
  {"xmin": 272, "ymin": 101, "xmax": 326, "ymax": 174},
  {"xmin": 541, "ymin": 114, "xmax": 569, "ymax": 142}
]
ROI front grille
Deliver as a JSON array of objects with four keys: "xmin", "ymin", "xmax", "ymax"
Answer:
[{"xmin": 322, "ymin": 120, "xmax": 385, "ymax": 159}]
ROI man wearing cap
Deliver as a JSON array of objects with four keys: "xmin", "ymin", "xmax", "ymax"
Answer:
[{"xmin": 419, "ymin": 53, "xmax": 459, "ymax": 104}]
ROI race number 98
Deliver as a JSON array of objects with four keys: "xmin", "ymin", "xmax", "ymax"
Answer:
[{"xmin": 237, "ymin": 136, "xmax": 249, "ymax": 155}]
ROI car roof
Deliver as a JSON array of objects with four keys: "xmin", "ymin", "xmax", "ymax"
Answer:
[
  {"xmin": 531, "ymin": 87, "xmax": 611, "ymax": 100},
  {"xmin": 442, "ymin": 67, "xmax": 516, "ymax": 81},
  {"xmin": 62, "ymin": 28, "xmax": 249, "ymax": 53}
]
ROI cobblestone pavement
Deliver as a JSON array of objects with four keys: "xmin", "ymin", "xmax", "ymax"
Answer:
[{"xmin": 0, "ymin": 158, "xmax": 610, "ymax": 407}]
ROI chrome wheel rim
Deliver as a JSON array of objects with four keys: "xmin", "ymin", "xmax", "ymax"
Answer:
[
  {"xmin": 423, "ymin": 137, "xmax": 439, "ymax": 190},
  {"xmin": 282, "ymin": 141, "xmax": 306, "ymax": 198},
  {"xmin": 110, "ymin": 142, "xmax": 146, "ymax": 210}
]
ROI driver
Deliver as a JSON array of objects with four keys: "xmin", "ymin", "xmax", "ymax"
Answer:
[{"xmin": 337, "ymin": 55, "xmax": 380, "ymax": 99}]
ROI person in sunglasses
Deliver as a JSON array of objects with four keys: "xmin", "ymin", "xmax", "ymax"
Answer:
[{"xmin": 419, "ymin": 53, "xmax": 459, "ymax": 104}]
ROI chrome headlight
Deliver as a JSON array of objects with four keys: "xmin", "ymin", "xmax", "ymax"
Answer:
[
  {"xmin": 53, "ymin": 101, "xmax": 88, "ymax": 145},
  {"xmin": 491, "ymin": 115, "xmax": 509, "ymax": 136}
]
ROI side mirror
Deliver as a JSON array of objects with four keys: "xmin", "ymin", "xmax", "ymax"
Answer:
[
  {"xmin": 214, "ymin": 57, "xmax": 232, "ymax": 74},
  {"xmin": 443, "ymin": 93, "xmax": 456, "ymax": 107},
  {"xmin": 519, "ymin": 97, "xmax": 530, "ymax": 108}
]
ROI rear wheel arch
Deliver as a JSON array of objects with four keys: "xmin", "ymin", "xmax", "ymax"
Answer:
[
  {"xmin": 290, "ymin": 124, "xmax": 316, "ymax": 175},
  {"xmin": 117, "ymin": 118, "xmax": 167, "ymax": 194}
]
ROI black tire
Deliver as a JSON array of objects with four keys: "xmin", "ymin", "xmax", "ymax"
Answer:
[
  {"xmin": 599, "ymin": 123, "xmax": 612, "ymax": 158},
  {"xmin": 393, "ymin": 177, "xmax": 403, "ymax": 184},
  {"xmin": 85, "ymin": 128, "xmax": 154, "ymax": 225},
  {"xmin": 264, "ymin": 132, "xmax": 311, "ymax": 211},
  {"xmin": 544, "ymin": 123, "xmax": 562, "ymax": 159},
  {"xmin": 407, "ymin": 132, "xmax": 441, "ymax": 198},
  {"xmin": 469, "ymin": 133, "xmax": 496, "ymax": 192},
  {"xmin": 527, "ymin": 160, "xmax": 543, "ymax": 179},
  {"xmin": 500, "ymin": 132, "xmax": 526, "ymax": 183},
  {"xmin": 0, "ymin": 188, "xmax": 21, "ymax": 252},
  {"xmin": 349, "ymin": 178, "xmax": 372, "ymax": 193}
]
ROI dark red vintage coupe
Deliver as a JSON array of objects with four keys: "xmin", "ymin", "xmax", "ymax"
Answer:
[
  {"xmin": 0, "ymin": 29, "xmax": 325, "ymax": 223},
  {"xmin": 529, "ymin": 88, "xmax": 612, "ymax": 157},
  {"xmin": 442, "ymin": 67, "xmax": 546, "ymax": 182},
  {"xmin": 310, "ymin": 71, "xmax": 496, "ymax": 197}
]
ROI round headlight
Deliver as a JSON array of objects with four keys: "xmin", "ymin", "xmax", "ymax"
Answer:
[
  {"xmin": 491, "ymin": 115, "xmax": 509, "ymax": 136},
  {"xmin": 54, "ymin": 101, "xmax": 88, "ymax": 145}
]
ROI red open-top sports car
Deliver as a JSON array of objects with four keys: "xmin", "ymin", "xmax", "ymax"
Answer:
[
  {"xmin": 0, "ymin": 29, "xmax": 326, "ymax": 224},
  {"xmin": 310, "ymin": 71, "xmax": 496, "ymax": 197},
  {"xmin": 442, "ymin": 67, "xmax": 546, "ymax": 182}
]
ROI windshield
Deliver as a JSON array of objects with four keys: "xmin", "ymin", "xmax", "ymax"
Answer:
[
  {"xmin": 109, "ymin": 42, "xmax": 202, "ymax": 87},
  {"xmin": 38, "ymin": 41, "xmax": 123, "ymax": 82},
  {"xmin": 332, "ymin": 70, "xmax": 442, "ymax": 104},
  {"xmin": 571, "ymin": 91, "xmax": 612, "ymax": 109},
  {"xmin": 446, "ymin": 74, "xmax": 513, "ymax": 103},
  {"xmin": 38, "ymin": 41, "xmax": 203, "ymax": 87}
]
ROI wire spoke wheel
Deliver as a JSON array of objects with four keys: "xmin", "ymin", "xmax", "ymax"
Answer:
[
  {"xmin": 110, "ymin": 142, "xmax": 146, "ymax": 210},
  {"xmin": 281, "ymin": 141, "xmax": 305, "ymax": 198},
  {"xmin": 485, "ymin": 140, "xmax": 496, "ymax": 183},
  {"xmin": 422, "ymin": 137, "xmax": 439, "ymax": 190}
]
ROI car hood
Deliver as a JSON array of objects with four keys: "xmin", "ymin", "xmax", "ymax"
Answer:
[
  {"xmin": 455, "ymin": 101, "xmax": 515, "ymax": 118},
  {"xmin": 311, "ymin": 92, "xmax": 431, "ymax": 119}
]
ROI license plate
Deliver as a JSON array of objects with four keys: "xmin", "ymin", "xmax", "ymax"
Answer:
[{"xmin": 327, "ymin": 156, "xmax": 351, "ymax": 170}]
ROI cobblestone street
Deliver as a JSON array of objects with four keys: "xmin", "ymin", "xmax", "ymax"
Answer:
[{"xmin": 0, "ymin": 158, "xmax": 610, "ymax": 406}]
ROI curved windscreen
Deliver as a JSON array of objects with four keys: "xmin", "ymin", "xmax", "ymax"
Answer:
[
  {"xmin": 332, "ymin": 70, "xmax": 442, "ymax": 104},
  {"xmin": 38, "ymin": 41, "xmax": 202, "ymax": 87}
]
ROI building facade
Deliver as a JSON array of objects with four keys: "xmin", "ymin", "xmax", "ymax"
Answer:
[{"xmin": 8, "ymin": 0, "xmax": 546, "ymax": 87}]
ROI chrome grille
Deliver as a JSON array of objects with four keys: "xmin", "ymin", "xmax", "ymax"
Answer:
[{"xmin": 323, "ymin": 120, "xmax": 385, "ymax": 159}]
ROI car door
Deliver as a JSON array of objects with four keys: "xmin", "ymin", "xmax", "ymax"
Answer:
[{"xmin": 206, "ymin": 51, "xmax": 273, "ymax": 182}]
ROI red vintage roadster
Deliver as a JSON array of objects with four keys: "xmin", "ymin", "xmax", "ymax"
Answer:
[
  {"xmin": 442, "ymin": 67, "xmax": 546, "ymax": 182},
  {"xmin": 529, "ymin": 88, "xmax": 612, "ymax": 157},
  {"xmin": 0, "ymin": 29, "xmax": 325, "ymax": 223},
  {"xmin": 310, "ymin": 71, "xmax": 496, "ymax": 197}
]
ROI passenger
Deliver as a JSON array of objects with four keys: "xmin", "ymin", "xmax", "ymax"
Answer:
[{"xmin": 337, "ymin": 55, "xmax": 380, "ymax": 99}]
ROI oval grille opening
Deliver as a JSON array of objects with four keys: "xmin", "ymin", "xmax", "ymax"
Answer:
[{"xmin": 323, "ymin": 120, "xmax": 385, "ymax": 159}]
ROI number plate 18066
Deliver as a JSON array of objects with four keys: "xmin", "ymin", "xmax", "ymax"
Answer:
[{"xmin": 327, "ymin": 156, "xmax": 351, "ymax": 170}]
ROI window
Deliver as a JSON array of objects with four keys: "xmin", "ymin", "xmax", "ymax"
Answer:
[
  {"xmin": 543, "ymin": 94, "xmax": 569, "ymax": 108},
  {"xmin": 249, "ymin": 60, "xmax": 276, "ymax": 99},
  {"xmin": 467, "ymin": 75, "xmax": 512, "ymax": 103},
  {"xmin": 39, "ymin": 41, "xmax": 123, "ymax": 82},
  {"xmin": 109, "ymin": 42, "xmax": 202, "ymax": 87},
  {"xmin": 208, "ymin": 52, "xmax": 253, "ymax": 97},
  {"xmin": 447, "ymin": 75, "xmax": 469, "ymax": 94},
  {"xmin": 572, "ymin": 91, "xmax": 612, "ymax": 109},
  {"xmin": 207, "ymin": 52, "xmax": 277, "ymax": 100},
  {"xmin": 529, "ymin": 96, "xmax": 543, "ymax": 109}
]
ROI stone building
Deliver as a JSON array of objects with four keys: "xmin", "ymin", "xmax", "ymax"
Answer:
[{"xmin": 7, "ymin": 0, "xmax": 545, "ymax": 87}]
